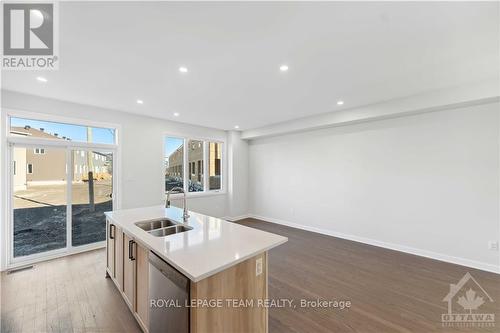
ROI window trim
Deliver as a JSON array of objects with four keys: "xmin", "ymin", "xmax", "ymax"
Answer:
[{"xmin": 164, "ymin": 133, "xmax": 226, "ymax": 199}]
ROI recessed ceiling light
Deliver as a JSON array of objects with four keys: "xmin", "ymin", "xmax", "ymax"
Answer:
[
  {"xmin": 234, "ymin": 125, "xmax": 240, "ymax": 129},
  {"xmin": 337, "ymin": 100, "xmax": 344, "ymax": 105},
  {"xmin": 173, "ymin": 112, "xmax": 180, "ymax": 117},
  {"xmin": 279, "ymin": 65, "xmax": 289, "ymax": 72},
  {"xmin": 179, "ymin": 67, "xmax": 188, "ymax": 73},
  {"xmin": 36, "ymin": 76, "xmax": 47, "ymax": 83},
  {"xmin": 136, "ymin": 99, "xmax": 144, "ymax": 104}
]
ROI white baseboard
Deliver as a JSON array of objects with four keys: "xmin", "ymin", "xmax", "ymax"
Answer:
[
  {"xmin": 249, "ymin": 214, "xmax": 500, "ymax": 275},
  {"xmin": 222, "ymin": 214, "xmax": 252, "ymax": 222}
]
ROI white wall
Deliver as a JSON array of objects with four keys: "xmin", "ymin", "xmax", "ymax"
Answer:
[
  {"xmin": 248, "ymin": 102, "xmax": 500, "ymax": 272},
  {"xmin": 226, "ymin": 131, "xmax": 249, "ymax": 219},
  {"xmin": 1, "ymin": 90, "xmax": 230, "ymax": 268}
]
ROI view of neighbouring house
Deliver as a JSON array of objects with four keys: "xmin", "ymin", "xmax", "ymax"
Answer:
[
  {"xmin": 166, "ymin": 139, "xmax": 222, "ymax": 192},
  {"xmin": 12, "ymin": 126, "xmax": 111, "ymax": 189}
]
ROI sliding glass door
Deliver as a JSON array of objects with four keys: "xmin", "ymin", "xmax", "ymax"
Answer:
[{"xmin": 10, "ymin": 145, "xmax": 115, "ymax": 262}]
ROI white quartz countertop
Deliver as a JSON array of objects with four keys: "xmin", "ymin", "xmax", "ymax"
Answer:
[{"xmin": 104, "ymin": 206, "xmax": 287, "ymax": 282}]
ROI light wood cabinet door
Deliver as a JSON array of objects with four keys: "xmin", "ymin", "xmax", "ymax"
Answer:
[
  {"xmin": 136, "ymin": 243, "xmax": 149, "ymax": 332},
  {"xmin": 123, "ymin": 233, "xmax": 136, "ymax": 310},
  {"xmin": 114, "ymin": 226, "xmax": 124, "ymax": 290},
  {"xmin": 106, "ymin": 220, "xmax": 115, "ymax": 276}
]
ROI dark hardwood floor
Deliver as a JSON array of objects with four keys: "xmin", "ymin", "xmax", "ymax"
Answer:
[
  {"xmin": 1, "ymin": 218, "xmax": 499, "ymax": 333},
  {"xmin": 238, "ymin": 218, "xmax": 500, "ymax": 333}
]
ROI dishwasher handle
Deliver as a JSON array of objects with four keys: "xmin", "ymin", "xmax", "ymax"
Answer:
[{"xmin": 149, "ymin": 252, "xmax": 189, "ymax": 291}]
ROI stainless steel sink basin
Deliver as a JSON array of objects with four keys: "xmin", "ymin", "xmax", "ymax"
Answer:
[
  {"xmin": 135, "ymin": 218, "xmax": 178, "ymax": 231},
  {"xmin": 148, "ymin": 225, "xmax": 193, "ymax": 237}
]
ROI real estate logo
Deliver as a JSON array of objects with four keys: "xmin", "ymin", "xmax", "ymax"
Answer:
[
  {"xmin": 2, "ymin": 2, "xmax": 59, "ymax": 69},
  {"xmin": 441, "ymin": 272, "xmax": 495, "ymax": 328}
]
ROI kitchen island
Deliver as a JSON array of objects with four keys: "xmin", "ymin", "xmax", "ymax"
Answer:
[{"xmin": 104, "ymin": 206, "xmax": 287, "ymax": 333}]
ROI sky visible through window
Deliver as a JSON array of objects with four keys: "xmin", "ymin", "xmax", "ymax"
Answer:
[
  {"xmin": 165, "ymin": 137, "xmax": 183, "ymax": 157},
  {"xmin": 10, "ymin": 117, "xmax": 115, "ymax": 144}
]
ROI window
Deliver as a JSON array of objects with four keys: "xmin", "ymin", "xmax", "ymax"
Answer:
[
  {"xmin": 34, "ymin": 148, "xmax": 45, "ymax": 154},
  {"xmin": 10, "ymin": 117, "xmax": 116, "ymax": 145},
  {"xmin": 165, "ymin": 137, "xmax": 184, "ymax": 191},
  {"xmin": 209, "ymin": 142, "xmax": 222, "ymax": 190},
  {"xmin": 165, "ymin": 137, "xmax": 223, "ymax": 194},
  {"xmin": 27, "ymin": 164, "xmax": 33, "ymax": 174}
]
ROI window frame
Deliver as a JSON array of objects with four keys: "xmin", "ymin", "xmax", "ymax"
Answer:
[{"xmin": 164, "ymin": 134, "xmax": 226, "ymax": 199}]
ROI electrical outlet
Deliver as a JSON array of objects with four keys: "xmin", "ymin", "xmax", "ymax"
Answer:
[
  {"xmin": 488, "ymin": 241, "xmax": 499, "ymax": 251},
  {"xmin": 256, "ymin": 257, "xmax": 263, "ymax": 276}
]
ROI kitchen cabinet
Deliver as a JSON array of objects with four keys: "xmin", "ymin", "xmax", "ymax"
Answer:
[
  {"xmin": 123, "ymin": 233, "xmax": 136, "ymax": 310},
  {"xmin": 106, "ymin": 220, "xmax": 123, "ymax": 290},
  {"xmin": 115, "ymin": 226, "xmax": 123, "ymax": 290},
  {"xmin": 106, "ymin": 220, "xmax": 114, "ymax": 276},
  {"xmin": 107, "ymin": 220, "xmax": 149, "ymax": 333}
]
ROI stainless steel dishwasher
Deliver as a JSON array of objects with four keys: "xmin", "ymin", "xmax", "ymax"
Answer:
[{"xmin": 149, "ymin": 252, "xmax": 190, "ymax": 333}]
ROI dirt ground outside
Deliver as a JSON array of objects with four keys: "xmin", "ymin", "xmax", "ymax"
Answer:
[
  {"xmin": 13, "ymin": 180, "xmax": 112, "ymax": 257},
  {"xmin": 14, "ymin": 180, "xmax": 112, "ymax": 208}
]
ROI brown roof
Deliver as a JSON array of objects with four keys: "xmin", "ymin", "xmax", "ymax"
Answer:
[{"xmin": 10, "ymin": 126, "xmax": 70, "ymax": 140}]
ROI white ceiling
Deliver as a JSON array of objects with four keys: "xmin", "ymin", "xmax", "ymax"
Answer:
[{"xmin": 2, "ymin": 2, "xmax": 499, "ymax": 131}]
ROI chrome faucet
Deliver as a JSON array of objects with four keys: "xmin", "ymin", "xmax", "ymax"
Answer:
[{"xmin": 166, "ymin": 187, "xmax": 190, "ymax": 221}]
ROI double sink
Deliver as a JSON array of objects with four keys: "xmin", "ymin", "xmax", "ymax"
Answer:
[{"xmin": 135, "ymin": 218, "xmax": 192, "ymax": 237}]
